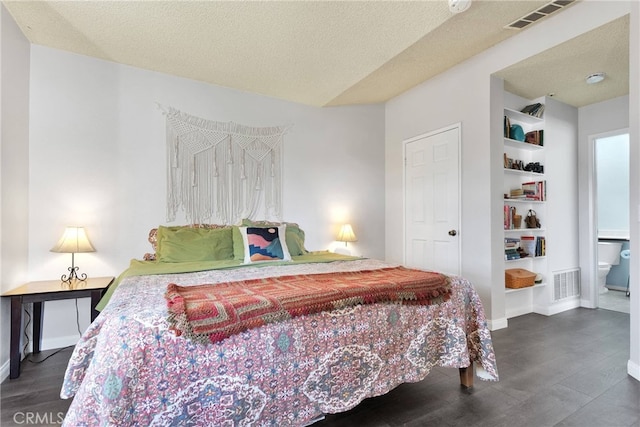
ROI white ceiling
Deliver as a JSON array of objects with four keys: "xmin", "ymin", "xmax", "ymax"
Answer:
[{"xmin": 2, "ymin": 0, "xmax": 629, "ymax": 108}]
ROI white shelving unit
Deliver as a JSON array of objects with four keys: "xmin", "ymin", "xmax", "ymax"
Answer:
[
  {"xmin": 504, "ymin": 107, "xmax": 542, "ymax": 125},
  {"xmin": 503, "ymin": 106, "xmax": 547, "ymax": 302},
  {"xmin": 503, "ymin": 198, "xmax": 545, "ymax": 204},
  {"xmin": 505, "ymin": 283, "xmax": 546, "ymax": 294},
  {"xmin": 504, "ymin": 138, "xmax": 544, "ymax": 151}
]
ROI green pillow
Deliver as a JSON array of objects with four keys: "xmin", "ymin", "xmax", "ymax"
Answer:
[
  {"xmin": 236, "ymin": 220, "xmax": 308, "ymax": 257},
  {"xmin": 284, "ymin": 229, "xmax": 307, "ymax": 256},
  {"xmin": 156, "ymin": 226, "xmax": 234, "ymax": 262}
]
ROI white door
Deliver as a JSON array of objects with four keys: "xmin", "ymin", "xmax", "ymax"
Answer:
[{"xmin": 404, "ymin": 125, "xmax": 460, "ymax": 275}]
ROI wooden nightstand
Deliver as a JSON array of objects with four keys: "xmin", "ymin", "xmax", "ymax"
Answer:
[{"xmin": 1, "ymin": 276, "xmax": 114, "ymax": 379}]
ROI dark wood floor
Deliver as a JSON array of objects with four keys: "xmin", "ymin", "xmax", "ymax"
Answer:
[
  {"xmin": 1, "ymin": 308, "xmax": 639, "ymax": 426},
  {"xmin": 1, "ymin": 346, "xmax": 74, "ymax": 426}
]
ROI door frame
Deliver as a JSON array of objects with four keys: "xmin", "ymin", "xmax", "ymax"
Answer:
[
  {"xmin": 583, "ymin": 128, "xmax": 630, "ymax": 308},
  {"xmin": 402, "ymin": 122, "xmax": 462, "ymax": 274}
]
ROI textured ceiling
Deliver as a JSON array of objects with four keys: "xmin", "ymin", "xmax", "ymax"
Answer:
[
  {"xmin": 495, "ymin": 14, "xmax": 629, "ymax": 108},
  {"xmin": 2, "ymin": 0, "xmax": 629, "ymax": 108}
]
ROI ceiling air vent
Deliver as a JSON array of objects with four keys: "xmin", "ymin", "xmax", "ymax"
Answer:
[{"xmin": 505, "ymin": 0, "xmax": 575, "ymax": 30}]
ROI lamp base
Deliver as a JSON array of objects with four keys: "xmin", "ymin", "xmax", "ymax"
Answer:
[
  {"xmin": 61, "ymin": 266, "xmax": 87, "ymax": 283},
  {"xmin": 334, "ymin": 247, "xmax": 352, "ymax": 256}
]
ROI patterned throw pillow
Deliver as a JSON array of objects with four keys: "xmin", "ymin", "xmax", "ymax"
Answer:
[
  {"xmin": 233, "ymin": 219, "xmax": 308, "ymax": 260},
  {"xmin": 240, "ymin": 225, "xmax": 292, "ymax": 263}
]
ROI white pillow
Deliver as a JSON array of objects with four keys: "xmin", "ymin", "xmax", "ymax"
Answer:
[{"xmin": 240, "ymin": 225, "xmax": 292, "ymax": 264}]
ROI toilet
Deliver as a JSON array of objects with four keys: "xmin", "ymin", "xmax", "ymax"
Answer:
[{"xmin": 597, "ymin": 241, "xmax": 623, "ymax": 294}]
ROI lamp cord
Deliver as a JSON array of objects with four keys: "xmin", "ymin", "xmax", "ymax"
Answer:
[
  {"xmin": 28, "ymin": 345, "xmax": 74, "ymax": 364},
  {"xmin": 22, "ymin": 299, "xmax": 83, "ymax": 364},
  {"xmin": 22, "ymin": 308, "xmax": 31, "ymax": 357},
  {"xmin": 75, "ymin": 298, "xmax": 82, "ymax": 335}
]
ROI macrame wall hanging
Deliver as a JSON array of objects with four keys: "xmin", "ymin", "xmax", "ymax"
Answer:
[{"xmin": 159, "ymin": 105, "xmax": 290, "ymax": 225}]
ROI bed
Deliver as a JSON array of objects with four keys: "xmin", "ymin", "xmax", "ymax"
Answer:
[{"xmin": 60, "ymin": 222, "xmax": 498, "ymax": 426}]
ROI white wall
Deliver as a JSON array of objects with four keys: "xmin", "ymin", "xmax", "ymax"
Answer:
[
  {"xmin": 540, "ymin": 96, "xmax": 581, "ymax": 314},
  {"xmin": 386, "ymin": 1, "xmax": 638, "ymax": 380},
  {"xmin": 21, "ymin": 45, "xmax": 385, "ymax": 353},
  {"xmin": 386, "ymin": 1, "xmax": 632, "ymax": 327},
  {"xmin": 386, "ymin": 59, "xmax": 494, "ymax": 314},
  {"xmin": 0, "ymin": 4, "xmax": 30, "ymax": 380},
  {"xmin": 2, "ymin": 0, "xmax": 638, "ymax": 383}
]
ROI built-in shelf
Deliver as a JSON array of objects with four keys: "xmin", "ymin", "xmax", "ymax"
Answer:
[
  {"xmin": 505, "ymin": 282, "xmax": 546, "ymax": 294},
  {"xmin": 504, "ymin": 108, "xmax": 543, "ymax": 125},
  {"xmin": 504, "ymin": 168, "xmax": 544, "ymax": 177},
  {"xmin": 504, "ymin": 228, "xmax": 546, "ymax": 233},
  {"xmin": 504, "ymin": 138, "xmax": 544, "ymax": 151},
  {"xmin": 505, "ymin": 256, "xmax": 546, "ymax": 263},
  {"xmin": 502, "ymin": 102, "xmax": 548, "ymax": 317},
  {"xmin": 503, "ymin": 199, "xmax": 545, "ymax": 204}
]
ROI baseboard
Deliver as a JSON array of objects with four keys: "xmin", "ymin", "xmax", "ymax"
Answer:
[
  {"xmin": 0, "ymin": 358, "xmax": 9, "ymax": 382},
  {"xmin": 487, "ymin": 317, "xmax": 508, "ymax": 331},
  {"xmin": 0, "ymin": 351, "xmax": 26, "ymax": 382},
  {"xmin": 628, "ymin": 359, "xmax": 640, "ymax": 381},
  {"xmin": 0, "ymin": 335, "xmax": 78, "ymax": 382},
  {"xmin": 506, "ymin": 306, "xmax": 533, "ymax": 319},
  {"xmin": 534, "ymin": 298, "xmax": 581, "ymax": 316},
  {"xmin": 580, "ymin": 298, "xmax": 597, "ymax": 309},
  {"xmin": 40, "ymin": 334, "xmax": 80, "ymax": 352},
  {"xmin": 23, "ymin": 335, "xmax": 80, "ymax": 353}
]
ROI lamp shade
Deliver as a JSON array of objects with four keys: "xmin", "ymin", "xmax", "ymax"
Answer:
[
  {"xmin": 336, "ymin": 224, "xmax": 357, "ymax": 243},
  {"xmin": 51, "ymin": 227, "xmax": 96, "ymax": 253}
]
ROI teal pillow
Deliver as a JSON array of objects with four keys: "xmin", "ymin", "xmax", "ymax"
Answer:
[{"xmin": 156, "ymin": 226, "xmax": 233, "ymax": 262}]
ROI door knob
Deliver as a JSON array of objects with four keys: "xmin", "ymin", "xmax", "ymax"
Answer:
[{"xmin": 448, "ymin": 230, "xmax": 457, "ymax": 236}]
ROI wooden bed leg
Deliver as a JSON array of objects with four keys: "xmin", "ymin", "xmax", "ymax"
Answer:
[{"xmin": 459, "ymin": 362, "xmax": 474, "ymax": 388}]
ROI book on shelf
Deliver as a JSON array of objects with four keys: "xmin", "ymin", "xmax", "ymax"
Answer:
[
  {"xmin": 504, "ymin": 235, "xmax": 543, "ymax": 259},
  {"xmin": 504, "ymin": 205, "xmax": 510, "ymax": 229},
  {"xmin": 505, "ymin": 237, "xmax": 520, "ymax": 248},
  {"xmin": 535, "ymin": 236, "xmax": 546, "ymax": 257},
  {"xmin": 504, "ymin": 116, "xmax": 511, "ymax": 138},
  {"xmin": 505, "ymin": 249, "xmax": 520, "ymax": 260},
  {"xmin": 525, "ymin": 129, "xmax": 544, "ymax": 146},
  {"xmin": 520, "ymin": 235, "xmax": 536, "ymax": 257},
  {"xmin": 505, "ymin": 237, "xmax": 521, "ymax": 260},
  {"xmin": 520, "ymin": 103, "xmax": 545, "ymax": 118},
  {"xmin": 504, "ymin": 205, "xmax": 520, "ymax": 229},
  {"xmin": 521, "ymin": 180, "xmax": 546, "ymax": 201}
]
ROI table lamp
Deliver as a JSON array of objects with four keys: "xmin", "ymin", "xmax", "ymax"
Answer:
[
  {"xmin": 50, "ymin": 226, "xmax": 95, "ymax": 283},
  {"xmin": 336, "ymin": 224, "xmax": 357, "ymax": 247}
]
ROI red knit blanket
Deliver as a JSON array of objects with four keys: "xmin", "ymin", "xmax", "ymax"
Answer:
[{"xmin": 165, "ymin": 266, "xmax": 451, "ymax": 344}]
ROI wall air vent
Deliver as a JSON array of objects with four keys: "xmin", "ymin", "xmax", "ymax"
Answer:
[
  {"xmin": 505, "ymin": 0, "xmax": 575, "ymax": 30},
  {"xmin": 553, "ymin": 268, "xmax": 581, "ymax": 301}
]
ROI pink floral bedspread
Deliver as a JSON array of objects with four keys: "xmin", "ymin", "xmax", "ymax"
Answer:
[{"xmin": 61, "ymin": 259, "xmax": 498, "ymax": 426}]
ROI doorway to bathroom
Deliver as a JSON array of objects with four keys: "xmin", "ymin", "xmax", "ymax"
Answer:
[{"xmin": 594, "ymin": 130, "xmax": 630, "ymax": 313}]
